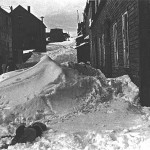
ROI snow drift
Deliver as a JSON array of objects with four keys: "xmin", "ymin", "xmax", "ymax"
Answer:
[
  {"xmin": 0, "ymin": 39, "xmax": 148, "ymax": 150},
  {"xmin": 0, "ymin": 55, "xmax": 139, "ymax": 124},
  {"xmin": 0, "ymin": 55, "xmax": 63, "ymax": 122}
]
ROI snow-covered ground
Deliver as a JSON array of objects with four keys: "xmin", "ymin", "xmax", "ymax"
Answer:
[{"xmin": 0, "ymin": 38, "xmax": 150, "ymax": 150}]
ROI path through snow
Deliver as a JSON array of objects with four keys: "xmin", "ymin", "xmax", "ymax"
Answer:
[{"xmin": 0, "ymin": 39, "xmax": 150, "ymax": 150}]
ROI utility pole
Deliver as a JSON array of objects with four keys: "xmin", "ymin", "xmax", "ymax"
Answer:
[
  {"xmin": 77, "ymin": 10, "xmax": 80, "ymax": 24},
  {"xmin": 40, "ymin": 16, "xmax": 44, "ymax": 51}
]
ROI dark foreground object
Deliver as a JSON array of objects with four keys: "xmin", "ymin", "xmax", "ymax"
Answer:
[{"xmin": 0, "ymin": 122, "xmax": 47, "ymax": 149}]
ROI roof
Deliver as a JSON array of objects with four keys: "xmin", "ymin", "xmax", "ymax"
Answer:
[
  {"xmin": 84, "ymin": 35, "xmax": 89, "ymax": 40},
  {"xmin": 75, "ymin": 34, "xmax": 83, "ymax": 39},
  {"xmin": 10, "ymin": 5, "xmax": 46, "ymax": 28},
  {"xmin": 23, "ymin": 49, "xmax": 35, "ymax": 54},
  {"xmin": 74, "ymin": 42, "xmax": 89, "ymax": 49},
  {"xmin": 0, "ymin": 7, "xmax": 10, "ymax": 16}
]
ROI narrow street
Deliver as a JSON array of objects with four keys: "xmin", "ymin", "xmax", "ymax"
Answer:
[
  {"xmin": 0, "ymin": 39, "xmax": 149, "ymax": 150},
  {"xmin": 0, "ymin": 0, "xmax": 150, "ymax": 150}
]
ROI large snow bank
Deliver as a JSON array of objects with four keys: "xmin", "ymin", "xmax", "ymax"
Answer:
[
  {"xmin": 0, "ymin": 54, "xmax": 148, "ymax": 150},
  {"xmin": 0, "ymin": 56, "xmax": 139, "ymax": 125},
  {"xmin": 46, "ymin": 38, "xmax": 77, "ymax": 64},
  {"xmin": 0, "ymin": 56, "xmax": 62, "ymax": 122}
]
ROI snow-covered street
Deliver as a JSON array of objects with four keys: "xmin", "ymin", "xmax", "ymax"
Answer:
[{"xmin": 0, "ymin": 39, "xmax": 150, "ymax": 150}]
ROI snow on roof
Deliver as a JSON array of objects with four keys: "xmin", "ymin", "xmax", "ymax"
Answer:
[
  {"xmin": 75, "ymin": 34, "xmax": 83, "ymax": 39},
  {"xmin": 74, "ymin": 42, "xmax": 88, "ymax": 49},
  {"xmin": 84, "ymin": 35, "xmax": 89, "ymax": 40},
  {"xmin": 23, "ymin": 49, "xmax": 35, "ymax": 54}
]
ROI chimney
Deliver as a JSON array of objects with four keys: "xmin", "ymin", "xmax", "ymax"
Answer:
[
  {"xmin": 27, "ymin": 6, "xmax": 30, "ymax": 13},
  {"xmin": 41, "ymin": 16, "xmax": 44, "ymax": 22},
  {"xmin": 10, "ymin": 6, "xmax": 13, "ymax": 12}
]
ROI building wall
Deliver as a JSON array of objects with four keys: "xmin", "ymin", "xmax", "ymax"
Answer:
[
  {"xmin": 0, "ymin": 8, "xmax": 12, "ymax": 64},
  {"xmin": 91, "ymin": 0, "xmax": 140, "ymax": 85},
  {"xmin": 11, "ymin": 6, "xmax": 46, "ymax": 64},
  {"xmin": 138, "ymin": 0, "xmax": 150, "ymax": 106},
  {"xmin": 49, "ymin": 28, "xmax": 65, "ymax": 42}
]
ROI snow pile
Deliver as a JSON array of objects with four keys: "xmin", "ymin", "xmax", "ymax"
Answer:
[
  {"xmin": 49, "ymin": 38, "xmax": 76, "ymax": 47},
  {"xmin": 0, "ymin": 55, "xmax": 63, "ymax": 123},
  {"xmin": 0, "ymin": 55, "xmax": 139, "ymax": 125},
  {"xmin": 0, "ymin": 56, "xmax": 105, "ymax": 122},
  {"xmin": 45, "ymin": 38, "xmax": 76, "ymax": 64},
  {"xmin": 107, "ymin": 75, "xmax": 139, "ymax": 104},
  {"xmin": 0, "ymin": 38, "xmax": 148, "ymax": 150},
  {"xmin": 3, "ymin": 128, "xmax": 150, "ymax": 150},
  {"xmin": 25, "ymin": 38, "xmax": 77, "ymax": 68},
  {"xmin": 47, "ymin": 44, "xmax": 77, "ymax": 64}
]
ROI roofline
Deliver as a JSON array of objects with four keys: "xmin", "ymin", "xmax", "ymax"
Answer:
[
  {"xmin": 0, "ymin": 7, "xmax": 10, "ymax": 16},
  {"xmin": 10, "ymin": 5, "xmax": 46, "ymax": 28}
]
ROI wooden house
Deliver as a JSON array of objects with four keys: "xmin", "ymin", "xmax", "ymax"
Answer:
[
  {"xmin": 0, "ymin": 7, "xmax": 12, "ymax": 72},
  {"xmin": 10, "ymin": 5, "xmax": 46, "ymax": 64},
  {"xmin": 49, "ymin": 28, "xmax": 65, "ymax": 42},
  {"xmin": 82, "ymin": 0, "xmax": 150, "ymax": 106}
]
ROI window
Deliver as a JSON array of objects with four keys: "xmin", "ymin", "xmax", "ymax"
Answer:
[
  {"xmin": 122, "ymin": 11, "xmax": 129, "ymax": 68},
  {"xmin": 94, "ymin": 37, "xmax": 98, "ymax": 66},
  {"xmin": 113, "ymin": 23, "xmax": 118, "ymax": 67},
  {"xmin": 102, "ymin": 34, "xmax": 105, "ymax": 67},
  {"xmin": 98, "ymin": 37, "xmax": 102, "ymax": 66},
  {"xmin": 90, "ymin": 40, "xmax": 93, "ymax": 59}
]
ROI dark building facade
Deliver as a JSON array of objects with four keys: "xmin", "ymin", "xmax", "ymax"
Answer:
[
  {"xmin": 76, "ymin": 0, "xmax": 95, "ymax": 63},
  {"xmin": 0, "ymin": 7, "xmax": 12, "ymax": 68},
  {"xmin": 81, "ymin": 0, "xmax": 150, "ymax": 106},
  {"xmin": 76, "ymin": 21, "xmax": 90, "ymax": 63},
  {"xmin": 10, "ymin": 5, "xmax": 46, "ymax": 64},
  {"xmin": 49, "ymin": 28, "xmax": 65, "ymax": 42}
]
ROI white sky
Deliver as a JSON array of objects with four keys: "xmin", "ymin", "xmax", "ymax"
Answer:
[{"xmin": 0, "ymin": 0, "xmax": 87, "ymax": 36}]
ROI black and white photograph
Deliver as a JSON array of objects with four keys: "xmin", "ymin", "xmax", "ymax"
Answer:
[{"xmin": 0, "ymin": 0, "xmax": 150, "ymax": 149}]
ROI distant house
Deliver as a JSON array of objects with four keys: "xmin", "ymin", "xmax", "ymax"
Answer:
[
  {"xmin": 63, "ymin": 33, "xmax": 70, "ymax": 41},
  {"xmin": 0, "ymin": 7, "xmax": 12, "ymax": 67},
  {"xmin": 80, "ymin": 0, "xmax": 150, "ymax": 106},
  {"xmin": 10, "ymin": 5, "xmax": 46, "ymax": 64},
  {"xmin": 49, "ymin": 28, "xmax": 65, "ymax": 42}
]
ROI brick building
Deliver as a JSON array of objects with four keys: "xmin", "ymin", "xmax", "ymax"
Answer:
[
  {"xmin": 10, "ymin": 5, "xmax": 46, "ymax": 64},
  {"xmin": 81, "ymin": 0, "xmax": 150, "ymax": 106},
  {"xmin": 0, "ymin": 7, "xmax": 12, "ymax": 70}
]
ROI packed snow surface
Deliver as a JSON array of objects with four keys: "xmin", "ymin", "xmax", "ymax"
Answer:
[{"xmin": 0, "ymin": 39, "xmax": 150, "ymax": 150}]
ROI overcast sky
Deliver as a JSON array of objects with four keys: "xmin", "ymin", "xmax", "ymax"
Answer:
[{"xmin": 0, "ymin": 0, "xmax": 87, "ymax": 36}]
